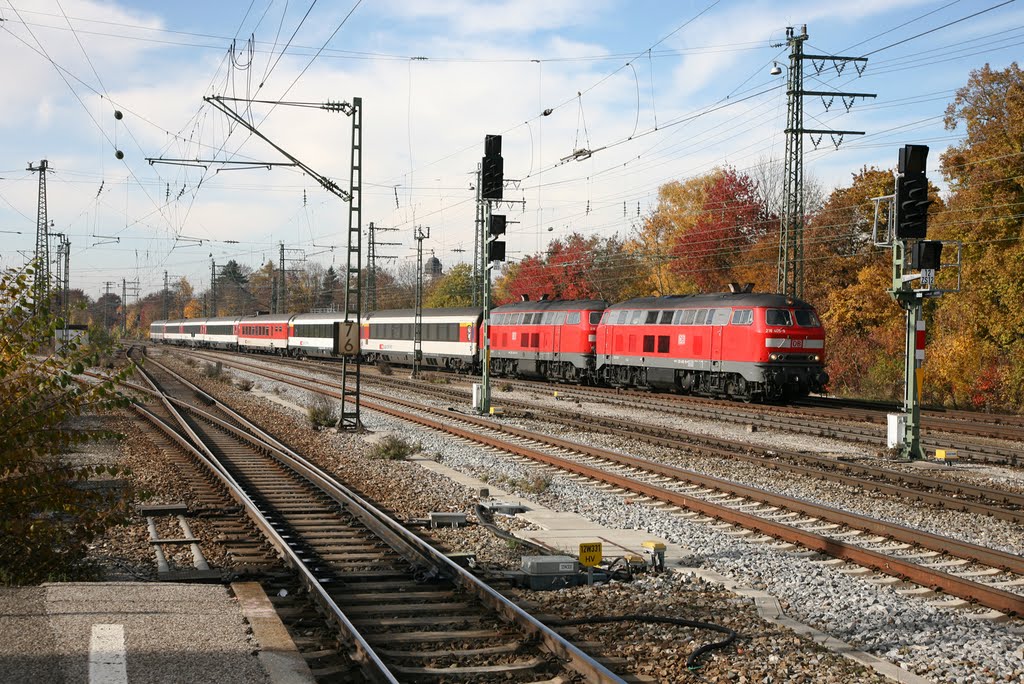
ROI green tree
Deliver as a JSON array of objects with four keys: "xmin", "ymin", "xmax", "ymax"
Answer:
[
  {"xmin": 425, "ymin": 262, "xmax": 473, "ymax": 307},
  {"xmin": 0, "ymin": 264, "xmax": 133, "ymax": 583}
]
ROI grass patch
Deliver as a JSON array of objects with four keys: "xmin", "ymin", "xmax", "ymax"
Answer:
[
  {"xmin": 377, "ymin": 362, "xmax": 393, "ymax": 376},
  {"xmin": 499, "ymin": 382, "xmax": 514, "ymax": 392},
  {"xmin": 369, "ymin": 435, "xmax": 421, "ymax": 460},
  {"xmin": 306, "ymin": 395, "xmax": 338, "ymax": 430}
]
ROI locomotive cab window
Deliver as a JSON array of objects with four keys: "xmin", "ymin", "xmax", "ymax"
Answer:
[
  {"xmin": 644, "ymin": 311, "xmax": 659, "ymax": 324},
  {"xmin": 795, "ymin": 310, "xmax": 821, "ymax": 327},
  {"xmin": 567, "ymin": 312, "xmax": 581, "ymax": 325},
  {"xmin": 766, "ymin": 309, "xmax": 793, "ymax": 326},
  {"xmin": 693, "ymin": 309, "xmax": 708, "ymax": 325},
  {"xmin": 710, "ymin": 309, "xmax": 731, "ymax": 326},
  {"xmin": 589, "ymin": 311, "xmax": 602, "ymax": 325},
  {"xmin": 629, "ymin": 310, "xmax": 642, "ymax": 325},
  {"xmin": 658, "ymin": 310, "xmax": 674, "ymax": 324},
  {"xmin": 731, "ymin": 309, "xmax": 753, "ymax": 325}
]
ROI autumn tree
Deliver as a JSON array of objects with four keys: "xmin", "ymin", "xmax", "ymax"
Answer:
[
  {"xmin": 628, "ymin": 175, "xmax": 714, "ymax": 295},
  {"xmin": 0, "ymin": 264, "xmax": 133, "ymax": 583},
  {"xmin": 493, "ymin": 233, "xmax": 640, "ymax": 304},
  {"xmin": 426, "ymin": 262, "xmax": 473, "ymax": 307},
  {"xmin": 928, "ymin": 62, "xmax": 1024, "ymax": 409},
  {"xmin": 668, "ymin": 167, "xmax": 773, "ymax": 293}
]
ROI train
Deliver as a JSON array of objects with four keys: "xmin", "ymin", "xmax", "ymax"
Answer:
[{"xmin": 150, "ymin": 291, "xmax": 828, "ymax": 402}]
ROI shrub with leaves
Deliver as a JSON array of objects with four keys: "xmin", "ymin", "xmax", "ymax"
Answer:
[
  {"xmin": 235, "ymin": 378, "xmax": 255, "ymax": 392},
  {"xmin": 202, "ymin": 361, "xmax": 225, "ymax": 381},
  {"xmin": 306, "ymin": 394, "xmax": 338, "ymax": 430},
  {"xmin": 0, "ymin": 264, "xmax": 134, "ymax": 584},
  {"xmin": 369, "ymin": 435, "xmax": 421, "ymax": 460}
]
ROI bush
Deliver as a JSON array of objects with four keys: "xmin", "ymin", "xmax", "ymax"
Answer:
[
  {"xmin": 235, "ymin": 378, "xmax": 254, "ymax": 392},
  {"xmin": 500, "ymin": 382, "xmax": 514, "ymax": 392},
  {"xmin": 201, "ymin": 361, "xmax": 224, "ymax": 380},
  {"xmin": 306, "ymin": 395, "xmax": 337, "ymax": 430},
  {"xmin": 0, "ymin": 263, "xmax": 133, "ymax": 584},
  {"xmin": 377, "ymin": 362, "xmax": 393, "ymax": 376},
  {"xmin": 369, "ymin": 435, "xmax": 421, "ymax": 460}
]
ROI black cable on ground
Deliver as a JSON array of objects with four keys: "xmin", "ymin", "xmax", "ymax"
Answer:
[
  {"xmin": 474, "ymin": 503, "xmax": 551, "ymax": 556},
  {"xmin": 542, "ymin": 614, "xmax": 737, "ymax": 670}
]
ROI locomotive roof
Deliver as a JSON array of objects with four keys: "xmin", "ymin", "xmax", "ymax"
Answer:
[
  {"xmin": 236, "ymin": 313, "xmax": 294, "ymax": 324},
  {"xmin": 609, "ymin": 293, "xmax": 815, "ymax": 310},
  {"xmin": 491, "ymin": 299, "xmax": 608, "ymax": 312},
  {"xmin": 365, "ymin": 307, "xmax": 483, "ymax": 319}
]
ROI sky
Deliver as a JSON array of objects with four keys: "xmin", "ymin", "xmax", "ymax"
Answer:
[{"xmin": 1, "ymin": 0, "xmax": 1021, "ymax": 302}]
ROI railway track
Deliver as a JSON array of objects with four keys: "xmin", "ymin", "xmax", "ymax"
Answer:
[
  {"xmin": 179, "ymin": 350, "xmax": 1024, "ymax": 523},
  {"xmin": 129, "ymin": 349, "xmax": 624, "ymax": 683},
  {"xmin": 167, "ymin": 349, "xmax": 1024, "ymax": 618},
  {"xmin": 468, "ymin": 377, "xmax": 1024, "ymax": 465}
]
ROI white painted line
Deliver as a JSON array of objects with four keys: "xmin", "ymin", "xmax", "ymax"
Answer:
[{"xmin": 89, "ymin": 623, "xmax": 127, "ymax": 684}]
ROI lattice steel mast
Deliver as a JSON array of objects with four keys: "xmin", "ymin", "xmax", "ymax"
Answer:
[
  {"xmin": 776, "ymin": 26, "xmax": 874, "ymax": 300},
  {"xmin": 28, "ymin": 160, "xmax": 52, "ymax": 311},
  {"xmin": 339, "ymin": 97, "xmax": 363, "ymax": 431}
]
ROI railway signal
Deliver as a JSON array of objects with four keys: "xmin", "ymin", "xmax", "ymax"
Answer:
[
  {"xmin": 872, "ymin": 144, "xmax": 961, "ymax": 461},
  {"xmin": 488, "ymin": 214, "xmax": 506, "ymax": 262},
  {"xmin": 894, "ymin": 145, "xmax": 932, "ymax": 239},
  {"xmin": 481, "ymin": 134, "xmax": 503, "ymax": 200}
]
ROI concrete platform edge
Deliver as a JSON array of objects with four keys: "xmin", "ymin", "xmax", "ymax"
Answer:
[{"xmin": 231, "ymin": 582, "xmax": 316, "ymax": 684}]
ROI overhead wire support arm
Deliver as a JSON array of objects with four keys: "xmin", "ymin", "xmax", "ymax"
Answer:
[
  {"xmin": 145, "ymin": 158, "xmax": 298, "ymax": 171},
  {"xmin": 203, "ymin": 95, "xmax": 354, "ymax": 202}
]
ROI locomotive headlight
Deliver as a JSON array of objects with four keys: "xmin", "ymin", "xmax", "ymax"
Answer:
[
  {"xmin": 812, "ymin": 354, "xmax": 821, "ymax": 362},
  {"xmin": 769, "ymin": 353, "xmax": 779, "ymax": 361}
]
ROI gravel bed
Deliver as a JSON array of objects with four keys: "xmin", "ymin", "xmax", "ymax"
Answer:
[
  {"xmin": 521, "ymin": 573, "xmax": 889, "ymax": 683},
  {"xmin": 159, "ymin": 352, "xmax": 1024, "ymax": 682}
]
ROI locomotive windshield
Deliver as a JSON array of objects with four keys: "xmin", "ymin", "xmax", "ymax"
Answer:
[
  {"xmin": 765, "ymin": 309, "xmax": 793, "ymax": 326},
  {"xmin": 794, "ymin": 309, "xmax": 821, "ymax": 327}
]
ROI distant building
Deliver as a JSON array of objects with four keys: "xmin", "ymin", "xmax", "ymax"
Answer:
[{"xmin": 426, "ymin": 254, "xmax": 443, "ymax": 280}]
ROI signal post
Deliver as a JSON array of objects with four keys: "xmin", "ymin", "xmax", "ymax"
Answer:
[
  {"xmin": 477, "ymin": 134, "xmax": 523, "ymax": 415},
  {"xmin": 873, "ymin": 145, "xmax": 960, "ymax": 460}
]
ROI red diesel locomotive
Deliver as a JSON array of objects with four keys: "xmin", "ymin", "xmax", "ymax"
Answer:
[
  {"xmin": 488, "ymin": 298, "xmax": 608, "ymax": 383},
  {"xmin": 595, "ymin": 293, "xmax": 827, "ymax": 401}
]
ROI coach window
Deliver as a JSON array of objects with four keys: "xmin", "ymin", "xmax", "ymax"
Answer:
[
  {"xmin": 795, "ymin": 309, "xmax": 821, "ymax": 327},
  {"xmin": 658, "ymin": 310, "xmax": 674, "ymax": 324},
  {"xmin": 766, "ymin": 309, "xmax": 793, "ymax": 326},
  {"xmin": 731, "ymin": 309, "xmax": 753, "ymax": 325}
]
